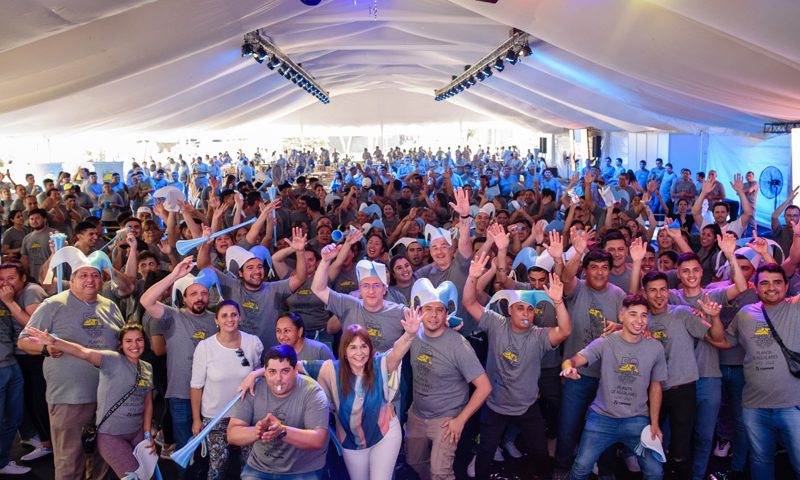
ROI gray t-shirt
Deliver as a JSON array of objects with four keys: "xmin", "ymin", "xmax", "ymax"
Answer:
[
  {"xmin": 707, "ymin": 281, "xmax": 759, "ymax": 366},
  {"xmin": 218, "ymin": 274, "xmax": 293, "ymax": 349},
  {"xmin": 1, "ymin": 227, "xmax": 28, "ymax": 260},
  {"xmin": 97, "ymin": 352, "xmax": 154, "ymax": 435},
  {"xmin": 230, "ymin": 375, "xmax": 329, "ymax": 475},
  {"xmin": 286, "ymin": 278, "xmax": 330, "ymax": 332},
  {"xmin": 608, "ymin": 265, "xmax": 633, "ymax": 293},
  {"xmin": 331, "ymin": 268, "xmax": 359, "ymax": 294},
  {"xmin": 326, "ymin": 290, "xmax": 406, "ymax": 354},
  {"xmin": 5, "ymin": 283, "xmax": 48, "ymax": 360},
  {"xmin": 98, "ymin": 192, "xmax": 123, "ymax": 222},
  {"xmin": 580, "ymin": 332, "xmax": 668, "ymax": 419},
  {"xmin": 152, "ymin": 305, "xmax": 217, "ymax": 399},
  {"xmin": 478, "ymin": 311, "xmax": 553, "ymax": 416},
  {"xmin": 726, "ymin": 300, "xmax": 800, "ymax": 408},
  {"xmin": 533, "ymin": 301, "xmax": 562, "ymax": 368},
  {"xmin": 564, "ymin": 279, "xmax": 626, "ymax": 377},
  {"xmin": 409, "ymin": 329, "xmax": 485, "ymax": 419},
  {"xmin": 668, "ymin": 287, "xmax": 729, "ymax": 378},
  {"xmin": 413, "ymin": 252, "xmax": 475, "ymax": 335},
  {"xmin": 297, "ymin": 338, "xmax": 334, "ymax": 362},
  {"xmin": 20, "ymin": 228, "xmax": 56, "ymax": 281},
  {"xmin": 20, "ymin": 291, "xmax": 124, "ymax": 404},
  {"xmin": 647, "ymin": 305, "xmax": 708, "ymax": 389}
]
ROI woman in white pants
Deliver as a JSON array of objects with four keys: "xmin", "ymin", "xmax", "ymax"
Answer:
[{"xmin": 300, "ymin": 307, "xmax": 421, "ymax": 480}]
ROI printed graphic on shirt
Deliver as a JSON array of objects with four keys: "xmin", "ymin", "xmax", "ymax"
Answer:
[
  {"xmin": 83, "ymin": 313, "xmax": 105, "ymax": 347},
  {"xmin": 587, "ymin": 303, "xmax": 607, "ymax": 341},
  {"xmin": 752, "ymin": 320, "xmax": 774, "ymax": 349},
  {"xmin": 502, "ymin": 346, "xmax": 520, "ymax": 367},
  {"xmin": 617, "ymin": 356, "xmax": 639, "ymax": 385},
  {"xmin": 191, "ymin": 330, "xmax": 208, "ymax": 346}
]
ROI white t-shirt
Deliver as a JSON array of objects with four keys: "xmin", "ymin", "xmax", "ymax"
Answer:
[{"xmin": 191, "ymin": 331, "xmax": 264, "ymax": 418}]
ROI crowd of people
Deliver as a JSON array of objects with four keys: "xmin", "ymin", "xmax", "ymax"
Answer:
[{"xmin": 0, "ymin": 144, "xmax": 798, "ymax": 480}]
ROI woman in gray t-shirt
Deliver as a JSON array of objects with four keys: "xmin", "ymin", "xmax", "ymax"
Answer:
[{"xmin": 23, "ymin": 324, "xmax": 155, "ymax": 478}]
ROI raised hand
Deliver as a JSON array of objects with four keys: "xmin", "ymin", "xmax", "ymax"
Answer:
[
  {"xmin": 584, "ymin": 169, "xmax": 596, "ymax": 185},
  {"xmin": 697, "ymin": 293, "xmax": 722, "ymax": 318},
  {"xmin": 401, "ymin": 306, "xmax": 423, "ymax": 336},
  {"xmin": 469, "ymin": 251, "xmax": 491, "ymax": 279},
  {"xmin": 544, "ymin": 273, "xmax": 564, "ymax": 300},
  {"xmin": 532, "ymin": 220, "xmax": 546, "ymax": 245},
  {"xmin": 629, "ymin": 237, "xmax": 646, "ymax": 263},
  {"xmin": 572, "ymin": 229, "xmax": 589, "ymax": 255},
  {"xmin": 212, "ymin": 202, "xmax": 230, "ymax": 219},
  {"xmin": 791, "ymin": 219, "xmax": 800, "ymax": 237},
  {"xmin": 730, "ymin": 173, "xmax": 745, "ymax": 193},
  {"xmin": 289, "ymin": 227, "xmax": 307, "ymax": 252},
  {"xmin": 208, "ymin": 196, "xmax": 221, "ymax": 210},
  {"xmin": 321, "ymin": 243, "xmax": 341, "ymax": 263},
  {"xmin": 125, "ymin": 232, "xmax": 138, "ymax": 250},
  {"xmin": 0, "ymin": 285, "xmax": 14, "ymax": 303},
  {"xmin": 717, "ymin": 232, "xmax": 737, "ymax": 256},
  {"xmin": 492, "ymin": 224, "xmax": 510, "ymax": 250},
  {"xmin": 545, "ymin": 230, "xmax": 563, "ymax": 260},
  {"xmin": 344, "ymin": 228, "xmax": 363, "ymax": 246},
  {"xmin": 173, "ymin": 256, "xmax": 195, "ymax": 278},
  {"xmin": 201, "ymin": 225, "xmax": 213, "ymax": 239},
  {"xmin": 646, "ymin": 179, "xmax": 659, "ymax": 193},
  {"xmin": 448, "ymin": 187, "xmax": 471, "ymax": 217},
  {"xmin": 745, "ymin": 230, "xmax": 771, "ymax": 258},
  {"xmin": 701, "ymin": 179, "xmax": 716, "ymax": 195}
]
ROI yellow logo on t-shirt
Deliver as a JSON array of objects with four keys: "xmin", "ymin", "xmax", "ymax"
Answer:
[
  {"xmin": 340, "ymin": 281, "xmax": 355, "ymax": 287},
  {"xmin": 30, "ymin": 243, "xmax": 41, "ymax": 249},
  {"xmin": 298, "ymin": 289, "xmax": 312, "ymax": 295},
  {"xmin": 502, "ymin": 351, "xmax": 519, "ymax": 364},
  {"xmin": 754, "ymin": 327, "xmax": 770, "ymax": 337},
  {"xmin": 137, "ymin": 378, "xmax": 149, "ymax": 388},
  {"xmin": 651, "ymin": 330, "xmax": 667, "ymax": 340},
  {"xmin": 0, "ymin": 310, "xmax": 10, "ymax": 316},
  {"xmin": 242, "ymin": 301, "xmax": 259, "ymax": 311},
  {"xmin": 192, "ymin": 331, "xmax": 207, "ymax": 340},
  {"xmin": 416, "ymin": 354, "xmax": 432, "ymax": 365},
  {"xmin": 367, "ymin": 328, "xmax": 382, "ymax": 338},
  {"xmin": 83, "ymin": 318, "xmax": 101, "ymax": 327},
  {"xmin": 618, "ymin": 363, "xmax": 639, "ymax": 375}
]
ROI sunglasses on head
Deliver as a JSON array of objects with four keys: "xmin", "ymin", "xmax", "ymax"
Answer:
[{"xmin": 236, "ymin": 348, "xmax": 250, "ymax": 367}]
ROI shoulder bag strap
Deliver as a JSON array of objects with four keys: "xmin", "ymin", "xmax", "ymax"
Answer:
[{"xmin": 96, "ymin": 361, "xmax": 142, "ymax": 429}]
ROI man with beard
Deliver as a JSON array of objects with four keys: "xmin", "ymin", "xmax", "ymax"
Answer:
[
  {"xmin": 140, "ymin": 257, "xmax": 221, "ymax": 475},
  {"xmin": 197, "ymin": 228, "xmax": 307, "ymax": 348},
  {"xmin": 712, "ymin": 264, "xmax": 800, "ymax": 480},
  {"xmin": 20, "ymin": 208, "xmax": 56, "ymax": 282},
  {"xmin": 552, "ymin": 230, "xmax": 626, "ymax": 480},
  {"xmin": 18, "ymin": 247, "xmax": 122, "ymax": 480}
]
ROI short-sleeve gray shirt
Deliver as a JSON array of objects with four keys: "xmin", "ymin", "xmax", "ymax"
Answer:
[
  {"xmin": 97, "ymin": 352, "xmax": 154, "ymax": 435},
  {"xmin": 326, "ymin": 290, "xmax": 406, "ymax": 353},
  {"xmin": 413, "ymin": 252, "xmax": 475, "ymax": 334},
  {"xmin": 409, "ymin": 329, "xmax": 485, "ymax": 419},
  {"xmin": 218, "ymin": 274, "xmax": 293, "ymax": 349},
  {"xmin": 230, "ymin": 375, "xmax": 329, "ymax": 475},
  {"xmin": 647, "ymin": 305, "xmax": 708, "ymax": 389},
  {"xmin": 580, "ymin": 332, "xmax": 667, "ymax": 418},
  {"xmin": 157, "ymin": 305, "xmax": 217, "ymax": 399}
]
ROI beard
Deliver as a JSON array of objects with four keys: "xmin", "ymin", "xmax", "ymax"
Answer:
[{"xmin": 188, "ymin": 303, "xmax": 207, "ymax": 315}]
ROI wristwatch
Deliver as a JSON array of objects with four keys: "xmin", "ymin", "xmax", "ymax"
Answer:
[{"xmin": 277, "ymin": 425, "xmax": 287, "ymax": 440}]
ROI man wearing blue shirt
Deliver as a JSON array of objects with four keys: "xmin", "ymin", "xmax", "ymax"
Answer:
[
  {"xmin": 635, "ymin": 160, "xmax": 650, "ymax": 188},
  {"xmin": 658, "ymin": 163, "xmax": 677, "ymax": 214}
]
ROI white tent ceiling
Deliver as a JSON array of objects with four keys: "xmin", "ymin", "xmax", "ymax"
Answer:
[{"xmin": 0, "ymin": 0, "xmax": 798, "ymax": 135}]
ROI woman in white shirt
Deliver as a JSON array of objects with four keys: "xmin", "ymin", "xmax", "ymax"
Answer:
[{"xmin": 190, "ymin": 300, "xmax": 263, "ymax": 479}]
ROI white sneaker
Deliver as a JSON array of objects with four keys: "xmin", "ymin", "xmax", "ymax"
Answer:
[
  {"xmin": 494, "ymin": 447, "xmax": 505, "ymax": 462},
  {"xmin": 21, "ymin": 446, "xmax": 53, "ymax": 461},
  {"xmin": 624, "ymin": 454, "xmax": 641, "ymax": 473},
  {"xmin": 467, "ymin": 454, "xmax": 476, "ymax": 478},
  {"xmin": 0, "ymin": 461, "xmax": 32, "ymax": 475},
  {"xmin": 714, "ymin": 440, "xmax": 731, "ymax": 458},
  {"xmin": 503, "ymin": 440, "xmax": 523, "ymax": 459},
  {"xmin": 19, "ymin": 436, "xmax": 42, "ymax": 449}
]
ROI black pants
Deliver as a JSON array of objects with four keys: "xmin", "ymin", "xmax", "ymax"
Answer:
[
  {"xmin": 15, "ymin": 354, "xmax": 50, "ymax": 442},
  {"xmin": 476, "ymin": 403, "xmax": 548, "ymax": 479},
  {"xmin": 454, "ymin": 332, "xmax": 488, "ymax": 479},
  {"xmin": 538, "ymin": 366, "xmax": 562, "ymax": 440},
  {"xmin": 660, "ymin": 381, "xmax": 696, "ymax": 478}
]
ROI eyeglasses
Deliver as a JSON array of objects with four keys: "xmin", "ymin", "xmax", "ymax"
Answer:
[{"xmin": 236, "ymin": 348, "xmax": 250, "ymax": 367}]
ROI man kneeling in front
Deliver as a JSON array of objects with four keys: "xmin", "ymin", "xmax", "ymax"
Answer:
[{"xmin": 228, "ymin": 345, "xmax": 329, "ymax": 480}]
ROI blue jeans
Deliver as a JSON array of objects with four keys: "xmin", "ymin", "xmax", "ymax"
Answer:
[
  {"xmin": 717, "ymin": 365, "xmax": 748, "ymax": 472},
  {"xmin": 570, "ymin": 411, "xmax": 663, "ymax": 480},
  {"xmin": 0, "ymin": 364, "xmax": 24, "ymax": 468},
  {"xmin": 743, "ymin": 406, "xmax": 800, "ymax": 480},
  {"xmin": 555, "ymin": 375, "xmax": 599, "ymax": 471},
  {"xmin": 169, "ymin": 398, "xmax": 193, "ymax": 449},
  {"xmin": 692, "ymin": 377, "xmax": 721, "ymax": 480},
  {"xmin": 241, "ymin": 465, "xmax": 323, "ymax": 479}
]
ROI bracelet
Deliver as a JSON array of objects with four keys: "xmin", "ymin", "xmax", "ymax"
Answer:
[
  {"xmin": 553, "ymin": 300, "xmax": 564, "ymax": 305},
  {"xmin": 460, "ymin": 214, "xmax": 470, "ymax": 219}
]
